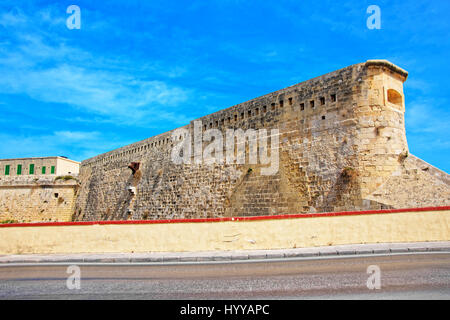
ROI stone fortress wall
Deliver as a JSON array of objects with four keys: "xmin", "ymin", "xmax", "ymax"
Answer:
[
  {"xmin": 0, "ymin": 176, "xmax": 77, "ymax": 223},
  {"xmin": 73, "ymin": 60, "xmax": 450, "ymax": 222},
  {"xmin": 0, "ymin": 157, "xmax": 80, "ymax": 222}
]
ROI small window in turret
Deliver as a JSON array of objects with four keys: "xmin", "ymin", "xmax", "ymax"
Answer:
[
  {"xmin": 248, "ymin": 110, "xmax": 251, "ymax": 118},
  {"xmin": 331, "ymin": 94, "xmax": 337, "ymax": 102},
  {"xmin": 271, "ymin": 103, "xmax": 275, "ymax": 110},
  {"xmin": 255, "ymin": 108, "xmax": 259, "ymax": 115},
  {"xmin": 310, "ymin": 100, "xmax": 315, "ymax": 108},
  {"xmin": 263, "ymin": 106, "xmax": 267, "ymax": 113},
  {"xmin": 279, "ymin": 100, "xmax": 284, "ymax": 108},
  {"xmin": 288, "ymin": 97, "xmax": 293, "ymax": 106},
  {"xmin": 320, "ymin": 97, "xmax": 325, "ymax": 105},
  {"xmin": 387, "ymin": 89, "xmax": 402, "ymax": 107},
  {"xmin": 300, "ymin": 103, "xmax": 305, "ymax": 111}
]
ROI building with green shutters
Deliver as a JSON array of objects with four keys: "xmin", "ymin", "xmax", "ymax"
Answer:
[{"xmin": 0, "ymin": 156, "xmax": 79, "ymax": 177}]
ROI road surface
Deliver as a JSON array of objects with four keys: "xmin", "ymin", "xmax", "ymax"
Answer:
[{"xmin": 0, "ymin": 252, "xmax": 449, "ymax": 299}]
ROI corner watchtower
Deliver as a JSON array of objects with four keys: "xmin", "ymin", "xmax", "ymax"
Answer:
[{"xmin": 354, "ymin": 60, "xmax": 409, "ymax": 199}]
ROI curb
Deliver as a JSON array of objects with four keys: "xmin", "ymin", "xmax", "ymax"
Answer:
[{"xmin": 0, "ymin": 242, "xmax": 449, "ymax": 265}]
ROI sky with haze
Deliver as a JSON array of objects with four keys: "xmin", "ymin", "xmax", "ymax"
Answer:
[{"xmin": 0, "ymin": 0, "xmax": 449, "ymax": 172}]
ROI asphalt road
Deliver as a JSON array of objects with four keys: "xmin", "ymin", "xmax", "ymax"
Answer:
[{"xmin": 0, "ymin": 253, "xmax": 449, "ymax": 299}]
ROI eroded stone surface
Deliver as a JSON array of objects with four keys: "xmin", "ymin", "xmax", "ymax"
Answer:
[
  {"xmin": 0, "ymin": 176, "xmax": 78, "ymax": 222},
  {"xmin": 55, "ymin": 61, "xmax": 450, "ymax": 221}
]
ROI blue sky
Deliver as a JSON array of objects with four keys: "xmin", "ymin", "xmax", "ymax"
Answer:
[{"xmin": 0, "ymin": 0, "xmax": 449, "ymax": 172}]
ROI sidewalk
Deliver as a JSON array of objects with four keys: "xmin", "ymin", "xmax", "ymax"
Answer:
[{"xmin": 0, "ymin": 241, "xmax": 449, "ymax": 264}]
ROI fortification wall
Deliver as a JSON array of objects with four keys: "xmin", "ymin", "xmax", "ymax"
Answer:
[
  {"xmin": 0, "ymin": 175, "xmax": 78, "ymax": 222},
  {"xmin": 365, "ymin": 155, "xmax": 450, "ymax": 208},
  {"xmin": 74, "ymin": 60, "xmax": 450, "ymax": 221}
]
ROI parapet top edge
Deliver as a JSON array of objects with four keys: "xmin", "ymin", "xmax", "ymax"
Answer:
[
  {"xmin": 0, "ymin": 156, "xmax": 80, "ymax": 164},
  {"xmin": 82, "ymin": 124, "xmax": 191, "ymax": 165},
  {"xmin": 365, "ymin": 59, "xmax": 408, "ymax": 80},
  {"xmin": 196, "ymin": 63, "xmax": 363, "ymax": 121},
  {"xmin": 81, "ymin": 60, "xmax": 407, "ymax": 165}
]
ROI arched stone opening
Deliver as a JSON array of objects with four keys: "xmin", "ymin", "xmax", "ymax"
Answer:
[{"xmin": 387, "ymin": 89, "xmax": 403, "ymax": 107}]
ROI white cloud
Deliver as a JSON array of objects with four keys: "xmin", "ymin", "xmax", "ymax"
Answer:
[
  {"xmin": 406, "ymin": 99, "xmax": 450, "ymax": 135},
  {"xmin": 54, "ymin": 131, "xmax": 101, "ymax": 141},
  {"xmin": 0, "ymin": 9, "xmax": 192, "ymax": 126},
  {"xmin": 0, "ymin": 63, "xmax": 189, "ymax": 119},
  {"xmin": 0, "ymin": 10, "xmax": 28, "ymax": 27},
  {"xmin": 0, "ymin": 131, "xmax": 130, "ymax": 162}
]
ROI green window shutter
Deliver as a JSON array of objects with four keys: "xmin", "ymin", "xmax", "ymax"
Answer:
[
  {"xmin": 29, "ymin": 164, "xmax": 35, "ymax": 175},
  {"xmin": 51, "ymin": 166, "xmax": 55, "ymax": 174},
  {"xmin": 42, "ymin": 166, "xmax": 46, "ymax": 174},
  {"xmin": 17, "ymin": 164, "xmax": 22, "ymax": 175},
  {"xmin": 5, "ymin": 165, "xmax": 10, "ymax": 176}
]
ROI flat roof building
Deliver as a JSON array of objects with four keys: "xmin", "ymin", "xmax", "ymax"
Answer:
[{"xmin": 0, "ymin": 156, "xmax": 80, "ymax": 177}]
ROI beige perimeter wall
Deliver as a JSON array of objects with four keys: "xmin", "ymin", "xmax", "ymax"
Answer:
[{"xmin": 0, "ymin": 209, "xmax": 449, "ymax": 255}]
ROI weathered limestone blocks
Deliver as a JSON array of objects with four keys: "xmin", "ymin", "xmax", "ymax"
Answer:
[
  {"xmin": 0, "ymin": 175, "xmax": 78, "ymax": 222},
  {"xmin": 73, "ymin": 60, "xmax": 450, "ymax": 221},
  {"xmin": 365, "ymin": 155, "xmax": 450, "ymax": 208}
]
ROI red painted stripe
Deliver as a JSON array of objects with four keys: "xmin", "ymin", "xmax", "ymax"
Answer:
[{"xmin": 0, "ymin": 206, "xmax": 449, "ymax": 228}]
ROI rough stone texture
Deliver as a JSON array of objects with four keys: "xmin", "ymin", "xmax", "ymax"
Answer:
[
  {"xmin": 0, "ymin": 175, "xmax": 78, "ymax": 222},
  {"xmin": 73, "ymin": 60, "xmax": 450, "ymax": 221},
  {"xmin": 365, "ymin": 155, "xmax": 450, "ymax": 208}
]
